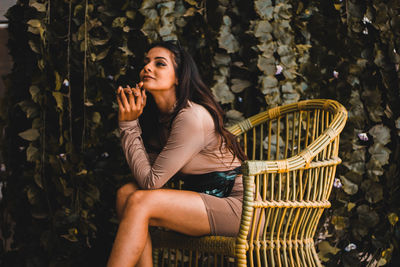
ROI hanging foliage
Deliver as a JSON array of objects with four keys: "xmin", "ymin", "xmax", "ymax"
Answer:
[{"xmin": 0, "ymin": 0, "xmax": 399, "ymax": 266}]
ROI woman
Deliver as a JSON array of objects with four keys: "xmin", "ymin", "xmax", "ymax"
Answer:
[{"xmin": 107, "ymin": 41, "xmax": 246, "ymax": 267}]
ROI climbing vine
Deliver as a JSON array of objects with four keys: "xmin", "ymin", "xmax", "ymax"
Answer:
[{"xmin": 0, "ymin": 0, "xmax": 399, "ymax": 266}]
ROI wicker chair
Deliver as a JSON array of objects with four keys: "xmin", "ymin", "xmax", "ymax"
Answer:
[{"xmin": 151, "ymin": 99, "xmax": 348, "ymax": 267}]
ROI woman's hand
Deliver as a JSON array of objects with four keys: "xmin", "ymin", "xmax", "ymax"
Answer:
[{"xmin": 117, "ymin": 82, "xmax": 147, "ymax": 121}]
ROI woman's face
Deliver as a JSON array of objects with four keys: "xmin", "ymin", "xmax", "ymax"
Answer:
[{"xmin": 140, "ymin": 47, "xmax": 178, "ymax": 92}]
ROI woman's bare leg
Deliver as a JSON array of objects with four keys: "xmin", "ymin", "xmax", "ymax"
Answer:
[
  {"xmin": 107, "ymin": 189, "xmax": 211, "ymax": 267},
  {"xmin": 115, "ymin": 183, "xmax": 153, "ymax": 267}
]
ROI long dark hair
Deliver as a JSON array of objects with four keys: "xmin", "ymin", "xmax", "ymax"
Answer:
[{"xmin": 139, "ymin": 41, "xmax": 246, "ymax": 162}]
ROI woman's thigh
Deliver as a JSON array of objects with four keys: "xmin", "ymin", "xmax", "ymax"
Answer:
[{"xmin": 125, "ymin": 189, "xmax": 211, "ymax": 237}]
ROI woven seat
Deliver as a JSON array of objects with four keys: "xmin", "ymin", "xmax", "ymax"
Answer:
[{"xmin": 152, "ymin": 99, "xmax": 347, "ymax": 267}]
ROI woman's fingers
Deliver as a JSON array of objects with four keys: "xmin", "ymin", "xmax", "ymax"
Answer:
[
  {"xmin": 134, "ymin": 84, "xmax": 142, "ymax": 109},
  {"xmin": 142, "ymin": 89, "xmax": 147, "ymax": 108},
  {"xmin": 116, "ymin": 88, "xmax": 124, "ymax": 111},
  {"xmin": 127, "ymin": 85, "xmax": 136, "ymax": 108},
  {"xmin": 119, "ymin": 87, "xmax": 131, "ymax": 109}
]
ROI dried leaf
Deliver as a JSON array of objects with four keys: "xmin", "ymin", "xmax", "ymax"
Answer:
[
  {"xmin": 226, "ymin": 109, "xmax": 245, "ymax": 126},
  {"xmin": 388, "ymin": 213, "xmax": 399, "ymax": 226},
  {"xmin": 211, "ymin": 82, "xmax": 234, "ymax": 104},
  {"xmin": 365, "ymin": 183, "xmax": 383, "ymax": 203},
  {"xmin": 29, "ymin": 86, "xmax": 41, "ymax": 103},
  {"xmin": 52, "ymin": 92, "xmax": 64, "ymax": 111},
  {"xmin": 340, "ymin": 175, "xmax": 359, "ymax": 195},
  {"xmin": 254, "ymin": 0, "xmax": 274, "ymax": 20},
  {"xmin": 369, "ymin": 124, "xmax": 391, "ymax": 145},
  {"xmin": 92, "ymin": 112, "xmax": 101, "ymax": 124},
  {"xmin": 357, "ymin": 204, "xmax": 380, "ymax": 227},
  {"xmin": 19, "ymin": 129, "xmax": 40, "ymax": 141},
  {"xmin": 318, "ymin": 241, "xmax": 340, "ymax": 262},
  {"xmin": 30, "ymin": 2, "xmax": 46, "ymax": 12},
  {"xmin": 213, "ymin": 53, "xmax": 231, "ymax": 66},
  {"xmin": 27, "ymin": 19, "xmax": 41, "ymax": 28},
  {"xmin": 112, "ymin": 17, "xmax": 127, "ymax": 28},
  {"xmin": 231, "ymin": 79, "xmax": 251, "ymax": 93},
  {"xmin": 369, "ymin": 143, "xmax": 391, "ymax": 166},
  {"xmin": 26, "ymin": 144, "xmax": 39, "ymax": 162},
  {"xmin": 28, "ymin": 40, "xmax": 40, "ymax": 54}
]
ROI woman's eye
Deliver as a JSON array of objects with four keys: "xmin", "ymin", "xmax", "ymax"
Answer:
[{"xmin": 156, "ymin": 62, "xmax": 166, "ymax": 67}]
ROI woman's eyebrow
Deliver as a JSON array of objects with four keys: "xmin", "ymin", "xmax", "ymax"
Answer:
[{"xmin": 154, "ymin": 56, "xmax": 167, "ymax": 61}]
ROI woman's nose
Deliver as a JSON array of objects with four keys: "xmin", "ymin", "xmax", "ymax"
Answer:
[{"xmin": 143, "ymin": 63, "xmax": 152, "ymax": 73}]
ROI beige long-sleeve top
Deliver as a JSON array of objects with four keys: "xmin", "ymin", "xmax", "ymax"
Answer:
[{"xmin": 119, "ymin": 102, "xmax": 241, "ymax": 190}]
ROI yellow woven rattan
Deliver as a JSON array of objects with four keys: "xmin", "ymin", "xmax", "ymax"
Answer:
[{"xmin": 151, "ymin": 99, "xmax": 348, "ymax": 267}]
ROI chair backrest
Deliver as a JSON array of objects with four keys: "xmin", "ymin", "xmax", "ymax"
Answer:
[{"xmin": 227, "ymin": 99, "xmax": 347, "ymax": 267}]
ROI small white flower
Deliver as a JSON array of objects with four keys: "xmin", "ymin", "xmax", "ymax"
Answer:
[
  {"xmin": 0, "ymin": 163, "xmax": 5, "ymax": 172},
  {"xmin": 362, "ymin": 16, "xmax": 371, "ymax": 24},
  {"xmin": 238, "ymin": 97, "xmax": 243, "ymax": 103},
  {"xmin": 107, "ymin": 75, "xmax": 114, "ymax": 80},
  {"xmin": 333, "ymin": 178, "xmax": 342, "ymax": 188},
  {"xmin": 275, "ymin": 65, "xmax": 283, "ymax": 75},
  {"xmin": 63, "ymin": 79, "xmax": 69, "ymax": 87},
  {"xmin": 19, "ymin": 146, "xmax": 25, "ymax": 151},
  {"xmin": 101, "ymin": 152, "xmax": 109, "ymax": 158},
  {"xmin": 333, "ymin": 70, "xmax": 339, "ymax": 78},
  {"xmin": 358, "ymin": 133, "xmax": 368, "ymax": 141},
  {"xmin": 59, "ymin": 153, "xmax": 67, "ymax": 161},
  {"xmin": 363, "ymin": 28, "xmax": 368, "ymax": 35},
  {"xmin": 345, "ymin": 243, "xmax": 357, "ymax": 252}
]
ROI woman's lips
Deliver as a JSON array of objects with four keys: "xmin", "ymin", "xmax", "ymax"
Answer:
[{"xmin": 142, "ymin": 75, "xmax": 154, "ymax": 80}]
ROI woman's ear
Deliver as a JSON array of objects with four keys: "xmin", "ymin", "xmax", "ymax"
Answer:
[{"xmin": 175, "ymin": 78, "xmax": 179, "ymax": 86}]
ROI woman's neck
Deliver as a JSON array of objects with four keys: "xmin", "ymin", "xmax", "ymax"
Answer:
[{"xmin": 150, "ymin": 90, "xmax": 177, "ymax": 114}]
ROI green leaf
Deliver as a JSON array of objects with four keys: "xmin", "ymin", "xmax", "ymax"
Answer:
[{"xmin": 19, "ymin": 129, "xmax": 40, "ymax": 141}]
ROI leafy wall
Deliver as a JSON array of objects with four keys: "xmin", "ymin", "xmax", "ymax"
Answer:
[{"xmin": 0, "ymin": 0, "xmax": 399, "ymax": 266}]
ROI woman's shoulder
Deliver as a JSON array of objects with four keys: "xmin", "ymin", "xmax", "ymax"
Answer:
[
  {"xmin": 179, "ymin": 101, "xmax": 212, "ymax": 120},
  {"xmin": 174, "ymin": 101, "xmax": 214, "ymax": 128}
]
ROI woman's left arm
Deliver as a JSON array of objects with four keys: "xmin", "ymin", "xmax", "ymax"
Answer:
[{"xmin": 119, "ymin": 108, "xmax": 205, "ymax": 190}]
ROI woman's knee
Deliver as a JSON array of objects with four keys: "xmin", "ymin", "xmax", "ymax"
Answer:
[{"xmin": 116, "ymin": 183, "xmax": 139, "ymax": 204}]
